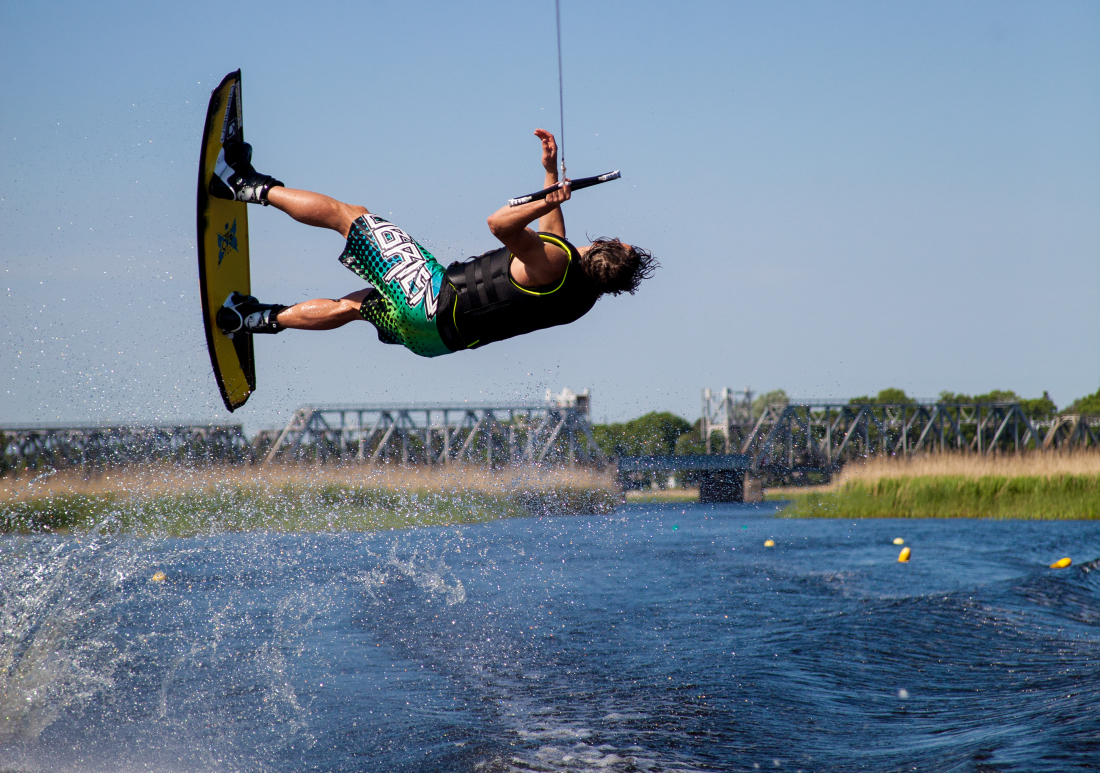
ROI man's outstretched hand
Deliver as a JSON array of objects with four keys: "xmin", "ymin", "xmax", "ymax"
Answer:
[
  {"xmin": 534, "ymin": 128, "xmax": 569, "ymax": 209},
  {"xmin": 486, "ymin": 129, "xmax": 570, "ymax": 261},
  {"xmin": 535, "ymin": 128, "xmax": 559, "ymax": 175}
]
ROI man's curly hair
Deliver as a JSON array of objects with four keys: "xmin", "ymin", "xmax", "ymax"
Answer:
[{"xmin": 579, "ymin": 238, "xmax": 658, "ymax": 295}]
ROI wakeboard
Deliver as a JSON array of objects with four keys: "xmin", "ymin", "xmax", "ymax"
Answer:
[{"xmin": 197, "ymin": 70, "xmax": 254, "ymax": 412}]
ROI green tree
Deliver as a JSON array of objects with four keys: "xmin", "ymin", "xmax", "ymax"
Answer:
[
  {"xmin": 940, "ymin": 389, "xmax": 1019, "ymax": 403},
  {"xmin": 974, "ymin": 389, "xmax": 1020, "ymax": 403},
  {"xmin": 938, "ymin": 390, "xmax": 970, "ymax": 403},
  {"xmin": 938, "ymin": 389, "xmax": 1056, "ymax": 419},
  {"xmin": 674, "ymin": 429, "xmax": 707, "ymax": 456},
  {"xmin": 1019, "ymin": 391, "xmax": 1057, "ymax": 420},
  {"xmin": 592, "ymin": 412, "xmax": 693, "ymax": 457},
  {"xmin": 752, "ymin": 389, "xmax": 789, "ymax": 418},
  {"xmin": 1064, "ymin": 387, "xmax": 1100, "ymax": 415},
  {"xmin": 850, "ymin": 388, "xmax": 914, "ymax": 405}
]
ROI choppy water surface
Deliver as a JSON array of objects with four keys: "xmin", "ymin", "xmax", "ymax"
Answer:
[{"xmin": 2, "ymin": 503, "xmax": 1098, "ymax": 772}]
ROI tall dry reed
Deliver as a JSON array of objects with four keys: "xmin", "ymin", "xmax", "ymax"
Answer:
[
  {"xmin": 833, "ymin": 451, "xmax": 1100, "ymax": 487},
  {"xmin": 0, "ymin": 462, "xmax": 618, "ymax": 504}
]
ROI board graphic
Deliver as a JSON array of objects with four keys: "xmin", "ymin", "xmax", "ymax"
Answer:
[{"xmin": 197, "ymin": 70, "xmax": 254, "ymax": 412}]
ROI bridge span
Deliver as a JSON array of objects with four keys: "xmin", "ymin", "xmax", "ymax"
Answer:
[
  {"xmin": 257, "ymin": 389, "xmax": 605, "ymax": 467},
  {"xmin": 701, "ymin": 388, "xmax": 1100, "ymax": 480}
]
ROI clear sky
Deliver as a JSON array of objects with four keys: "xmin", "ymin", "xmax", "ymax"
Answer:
[{"xmin": 2, "ymin": 0, "xmax": 1098, "ymax": 433}]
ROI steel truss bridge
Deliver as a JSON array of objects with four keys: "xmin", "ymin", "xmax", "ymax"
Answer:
[
  {"xmin": 258, "ymin": 392, "xmax": 606, "ymax": 467},
  {"xmin": 701, "ymin": 389, "xmax": 1100, "ymax": 478},
  {"xmin": 1, "ymin": 424, "xmax": 251, "ymax": 470}
]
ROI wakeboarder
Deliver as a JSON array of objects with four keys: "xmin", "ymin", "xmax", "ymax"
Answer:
[{"xmin": 208, "ymin": 129, "xmax": 656, "ymax": 356}]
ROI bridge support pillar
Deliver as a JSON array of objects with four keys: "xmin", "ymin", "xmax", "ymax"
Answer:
[{"xmin": 699, "ymin": 470, "xmax": 745, "ymax": 503}]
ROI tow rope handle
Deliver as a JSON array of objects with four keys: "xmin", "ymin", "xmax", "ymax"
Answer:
[{"xmin": 508, "ymin": 170, "xmax": 621, "ymax": 207}]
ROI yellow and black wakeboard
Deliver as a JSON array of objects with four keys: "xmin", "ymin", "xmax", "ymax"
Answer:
[{"xmin": 197, "ymin": 70, "xmax": 254, "ymax": 412}]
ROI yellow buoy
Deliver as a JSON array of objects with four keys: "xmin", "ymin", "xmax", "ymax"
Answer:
[
  {"xmin": 764, "ymin": 539, "xmax": 775, "ymax": 547},
  {"xmin": 150, "ymin": 571, "xmax": 167, "ymax": 582},
  {"xmin": 1049, "ymin": 557, "xmax": 1072, "ymax": 569},
  {"xmin": 892, "ymin": 537, "xmax": 905, "ymax": 545},
  {"xmin": 898, "ymin": 547, "xmax": 911, "ymax": 563}
]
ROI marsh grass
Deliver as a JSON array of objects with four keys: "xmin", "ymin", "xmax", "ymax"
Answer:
[
  {"xmin": 0, "ymin": 463, "xmax": 621, "ymax": 536},
  {"xmin": 778, "ymin": 452, "xmax": 1100, "ymax": 519},
  {"xmin": 829, "ymin": 452, "xmax": 1100, "ymax": 483}
]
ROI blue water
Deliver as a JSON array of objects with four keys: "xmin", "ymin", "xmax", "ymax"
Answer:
[{"xmin": 2, "ymin": 503, "xmax": 1098, "ymax": 772}]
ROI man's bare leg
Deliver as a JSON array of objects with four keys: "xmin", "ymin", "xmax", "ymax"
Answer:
[
  {"xmin": 275, "ymin": 288, "xmax": 372, "ymax": 331},
  {"xmin": 266, "ymin": 187, "xmax": 368, "ymax": 239}
]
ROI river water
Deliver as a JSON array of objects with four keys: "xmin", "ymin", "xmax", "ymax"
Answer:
[{"xmin": 1, "ymin": 502, "xmax": 1098, "ymax": 772}]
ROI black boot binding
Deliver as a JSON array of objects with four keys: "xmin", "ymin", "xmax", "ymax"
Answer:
[
  {"xmin": 209, "ymin": 142, "xmax": 284, "ymax": 205},
  {"xmin": 217, "ymin": 292, "xmax": 288, "ymax": 337}
]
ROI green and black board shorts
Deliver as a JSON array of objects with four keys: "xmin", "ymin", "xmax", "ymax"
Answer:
[{"xmin": 339, "ymin": 214, "xmax": 453, "ymax": 357}]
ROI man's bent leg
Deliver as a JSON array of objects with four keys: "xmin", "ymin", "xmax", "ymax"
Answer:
[
  {"xmin": 275, "ymin": 289, "xmax": 373, "ymax": 330},
  {"xmin": 266, "ymin": 188, "xmax": 369, "ymax": 239}
]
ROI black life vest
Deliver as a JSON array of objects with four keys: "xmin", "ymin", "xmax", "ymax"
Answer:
[{"xmin": 436, "ymin": 233, "xmax": 600, "ymax": 350}]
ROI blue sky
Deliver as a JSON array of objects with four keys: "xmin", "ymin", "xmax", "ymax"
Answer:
[{"xmin": 2, "ymin": 0, "xmax": 1098, "ymax": 433}]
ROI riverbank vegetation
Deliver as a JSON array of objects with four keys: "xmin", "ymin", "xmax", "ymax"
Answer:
[
  {"xmin": 777, "ymin": 453, "xmax": 1100, "ymax": 519},
  {"xmin": 0, "ymin": 464, "xmax": 621, "ymax": 536}
]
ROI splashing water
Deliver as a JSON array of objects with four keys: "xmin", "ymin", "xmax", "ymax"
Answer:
[{"xmin": 0, "ymin": 537, "xmax": 131, "ymax": 745}]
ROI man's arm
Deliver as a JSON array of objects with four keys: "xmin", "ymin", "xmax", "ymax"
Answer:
[
  {"xmin": 486, "ymin": 129, "xmax": 571, "ymax": 286},
  {"xmin": 534, "ymin": 129, "xmax": 565, "ymax": 238}
]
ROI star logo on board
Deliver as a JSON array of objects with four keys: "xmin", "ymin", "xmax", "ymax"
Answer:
[{"xmin": 217, "ymin": 220, "xmax": 238, "ymax": 264}]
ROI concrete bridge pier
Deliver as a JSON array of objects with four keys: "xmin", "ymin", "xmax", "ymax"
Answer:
[
  {"xmin": 698, "ymin": 470, "xmax": 745, "ymax": 503},
  {"xmin": 616, "ymin": 454, "xmax": 754, "ymax": 503}
]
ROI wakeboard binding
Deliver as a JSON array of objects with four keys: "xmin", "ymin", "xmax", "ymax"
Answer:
[
  {"xmin": 217, "ymin": 291, "xmax": 287, "ymax": 337},
  {"xmin": 210, "ymin": 141, "xmax": 284, "ymax": 205}
]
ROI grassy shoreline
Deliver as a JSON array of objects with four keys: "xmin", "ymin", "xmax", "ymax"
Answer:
[
  {"xmin": 0, "ymin": 464, "xmax": 622, "ymax": 536},
  {"xmin": 780, "ymin": 475, "xmax": 1100, "ymax": 519},
  {"xmin": 777, "ymin": 454, "xmax": 1100, "ymax": 519}
]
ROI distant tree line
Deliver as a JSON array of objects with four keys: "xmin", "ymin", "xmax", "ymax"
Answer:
[
  {"xmin": 850, "ymin": 388, "xmax": 1058, "ymax": 420},
  {"xmin": 589, "ymin": 385, "xmax": 1100, "ymax": 459}
]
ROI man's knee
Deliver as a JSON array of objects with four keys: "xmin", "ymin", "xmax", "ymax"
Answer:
[
  {"xmin": 343, "ymin": 203, "xmax": 369, "ymax": 221},
  {"xmin": 338, "ymin": 203, "xmax": 369, "ymax": 237},
  {"xmin": 341, "ymin": 288, "xmax": 374, "ymax": 306}
]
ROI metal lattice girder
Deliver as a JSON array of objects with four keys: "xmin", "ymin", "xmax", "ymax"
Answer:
[
  {"xmin": 1, "ymin": 424, "xmax": 251, "ymax": 470},
  {"xmin": 1042, "ymin": 415, "xmax": 1100, "ymax": 450},
  {"xmin": 698, "ymin": 391, "xmax": 1100, "ymax": 475},
  {"xmin": 701, "ymin": 388, "xmax": 755, "ymax": 455},
  {"xmin": 259, "ymin": 392, "xmax": 607, "ymax": 468}
]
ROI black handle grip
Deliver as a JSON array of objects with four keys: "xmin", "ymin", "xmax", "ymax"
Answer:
[{"xmin": 508, "ymin": 170, "xmax": 621, "ymax": 207}]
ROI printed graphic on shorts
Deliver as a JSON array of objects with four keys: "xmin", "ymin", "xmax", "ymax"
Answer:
[
  {"xmin": 361, "ymin": 214, "xmax": 439, "ymax": 318},
  {"xmin": 338, "ymin": 215, "xmax": 452, "ymax": 358}
]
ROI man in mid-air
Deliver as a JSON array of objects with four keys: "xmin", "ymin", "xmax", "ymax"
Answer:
[{"xmin": 209, "ymin": 129, "xmax": 655, "ymax": 356}]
